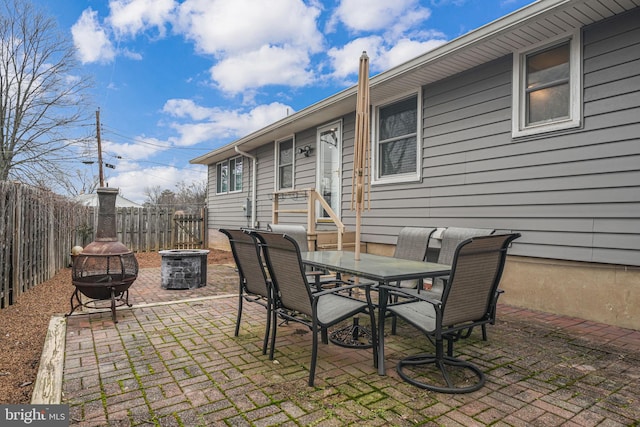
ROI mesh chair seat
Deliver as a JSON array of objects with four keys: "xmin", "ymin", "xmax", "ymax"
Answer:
[
  {"xmin": 316, "ymin": 294, "xmax": 370, "ymax": 325},
  {"xmin": 388, "ymin": 299, "xmax": 438, "ymax": 331},
  {"xmin": 381, "ymin": 233, "xmax": 520, "ymax": 393}
]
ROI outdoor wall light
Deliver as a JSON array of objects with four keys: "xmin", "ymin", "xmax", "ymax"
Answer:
[{"xmin": 297, "ymin": 145, "xmax": 312, "ymax": 157}]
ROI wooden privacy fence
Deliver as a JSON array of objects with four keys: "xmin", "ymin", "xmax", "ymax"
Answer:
[
  {"xmin": 81, "ymin": 207, "xmax": 207, "ymax": 252},
  {"xmin": 0, "ymin": 182, "xmax": 89, "ymax": 309},
  {"xmin": 172, "ymin": 210, "xmax": 207, "ymax": 249},
  {"xmin": 0, "ymin": 181, "xmax": 207, "ymax": 310}
]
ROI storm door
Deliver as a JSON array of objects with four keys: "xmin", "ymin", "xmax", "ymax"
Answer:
[{"xmin": 316, "ymin": 122, "xmax": 342, "ymax": 221}]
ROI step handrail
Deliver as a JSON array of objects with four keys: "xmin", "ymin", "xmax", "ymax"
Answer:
[{"xmin": 272, "ymin": 188, "xmax": 345, "ymax": 250}]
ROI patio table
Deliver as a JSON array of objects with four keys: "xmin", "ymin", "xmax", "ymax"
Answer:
[{"xmin": 301, "ymin": 250, "xmax": 450, "ymax": 375}]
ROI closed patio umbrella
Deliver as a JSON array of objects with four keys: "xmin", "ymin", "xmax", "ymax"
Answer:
[{"xmin": 351, "ymin": 51, "xmax": 371, "ymax": 261}]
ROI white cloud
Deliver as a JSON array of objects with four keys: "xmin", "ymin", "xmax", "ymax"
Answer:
[
  {"xmin": 328, "ymin": 35, "xmax": 446, "ymax": 81},
  {"xmin": 72, "ymin": 0, "xmax": 325, "ymax": 93},
  {"xmin": 108, "ymin": 165, "xmax": 206, "ymax": 203},
  {"xmin": 101, "ymin": 137, "xmax": 170, "ymax": 161},
  {"xmin": 162, "ymin": 100, "xmax": 293, "ymax": 146},
  {"xmin": 388, "ymin": 7, "xmax": 433, "ymax": 39},
  {"xmin": 327, "ymin": 37, "xmax": 383, "ymax": 80},
  {"xmin": 167, "ymin": 122, "xmax": 221, "ymax": 147},
  {"xmin": 378, "ymin": 38, "xmax": 447, "ymax": 69},
  {"xmin": 210, "ymin": 46, "xmax": 314, "ymax": 93},
  {"xmin": 326, "ymin": 0, "xmax": 444, "ymax": 81},
  {"xmin": 334, "ymin": 0, "xmax": 430, "ymax": 33},
  {"xmin": 121, "ymin": 48, "xmax": 143, "ymax": 60},
  {"xmin": 173, "ymin": 0, "xmax": 323, "ymax": 93},
  {"xmin": 175, "ymin": 0, "xmax": 323, "ymax": 55},
  {"xmin": 431, "ymin": 0, "xmax": 467, "ymax": 6},
  {"xmin": 162, "ymin": 99, "xmax": 213, "ymax": 121},
  {"xmin": 108, "ymin": 0, "xmax": 177, "ymax": 37},
  {"xmin": 71, "ymin": 9, "xmax": 116, "ymax": 64}
]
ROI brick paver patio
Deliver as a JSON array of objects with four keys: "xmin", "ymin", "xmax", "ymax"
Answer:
[{"xmin": 61, "ymin": 264, "xmax": 640, "ymax": 426}]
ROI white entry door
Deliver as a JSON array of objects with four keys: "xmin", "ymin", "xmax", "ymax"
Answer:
[{"xmin": 316, "ymin": 122, "xmax": 342, "ymax": 221}]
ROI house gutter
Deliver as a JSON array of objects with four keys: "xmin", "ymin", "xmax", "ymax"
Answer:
[{"xmin": 235, "ymin": 146, "xmax": 257, "ymax": 228}]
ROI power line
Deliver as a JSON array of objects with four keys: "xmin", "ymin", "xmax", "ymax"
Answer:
[{"xmin": 101, "ymin": 125, "xmax": 214, "ymax": 152}]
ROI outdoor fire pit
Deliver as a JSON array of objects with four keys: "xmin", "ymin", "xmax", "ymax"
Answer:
[
  {"xmin": 159, "ymin": 249, "xmax": 209, "ymax": 289},
  {"xmin": 67, "ymin": 187, "xmax": 138, "ymax": 323}
]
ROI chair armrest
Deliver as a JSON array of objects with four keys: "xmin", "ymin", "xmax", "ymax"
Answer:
[
  {"xmin": 312, "ymin": 282, "xmax": 372, "ymax": 298},
  {"xmin": 307, "ymin": 271, "xmax": 344, "ymax": 292},
  {"xmin": 379, "ymin": 284, "xmax": 443, "ymax": 307}
]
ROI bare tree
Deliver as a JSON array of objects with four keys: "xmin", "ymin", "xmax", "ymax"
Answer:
[
  {"xmin": 143, "ymin": 186, "xmax": 176, "ymax": 207},
  {"xmin": 144, "ymin": 180, "xmax": 207, "ymax": 213},
  {"xmin": 0, "ymin": 0, "xmax": 92, "ymax": 186},
  {"xmin": 174, "ymin": 179, "xmax": 207, "ymax": 211},
  {"xmin": 143, "ymin": 185, "xmax": 163, "ymax": 206},
  {"xmin": 59, "ymin": 168, "xmax": 100, "ymax": 196}
]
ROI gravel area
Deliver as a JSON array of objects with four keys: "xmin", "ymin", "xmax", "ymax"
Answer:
[{"xmin": 0, "ymin": 249, "xmax": 234, "ymax": 404}]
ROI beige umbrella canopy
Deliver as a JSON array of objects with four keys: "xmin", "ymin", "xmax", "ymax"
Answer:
[{"xmin": 351, "ymin": 51, "xmax": 371, "ymax": 261}]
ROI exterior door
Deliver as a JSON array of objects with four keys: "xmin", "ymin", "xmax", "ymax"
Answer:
[{"xmin": 316, "ymin": 122, "xmax": 342, "ymax": 221}]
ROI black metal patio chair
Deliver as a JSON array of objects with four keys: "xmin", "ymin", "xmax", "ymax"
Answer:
[
  {"xmin": 219, "ymin": 229, "xmax": 274, "ymax": 356},
  {"xmin": 380, "ymin": 227, "xmax": 436, "ymax": 333},
  {"xmin": 379, "ymin": 233, "xmax": 520, "ymax": 393},
  {"xmin": 267, "ymin": 223, "xmax": 340, "ymax": 290},
  {"xmin": 253, "ymin": 230, "xmax": 377, "ymax": 386},
  {"xmin": 419, "ymin": 226, "xmax": 496, "ymax": 341}
]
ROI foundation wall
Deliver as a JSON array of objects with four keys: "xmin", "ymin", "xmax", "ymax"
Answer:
[
  {"xmin": 209, "ymin": 229, "xmax": 231, "ymax": 251},
  {"xmin": 501, "ymin": 256, "xmax": 640, "ymax": 331}
]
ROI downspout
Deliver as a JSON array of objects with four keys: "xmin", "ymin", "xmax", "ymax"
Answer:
[{"xmin": 235, "ymin": 146, "xmax": 257, "ymax": 228}]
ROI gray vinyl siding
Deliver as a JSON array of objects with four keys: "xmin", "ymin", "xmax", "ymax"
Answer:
[
  {"xmin": 207, "ymin": 7, "xmax": 640, "ymax": 267},
  {"xmin": 254, "ymin": 143, "xmax": 276, "ymax": 228},
  {"xmin": 365, "ymin": 8, "xmax": 640, "ymax": 266},
  {"xmin": 206, "ymin": 160, "xmax": 252, "ymax": 230},
  {"xmin": 294, "ymin": 127, "xmax": 319, "ymax": 187}
]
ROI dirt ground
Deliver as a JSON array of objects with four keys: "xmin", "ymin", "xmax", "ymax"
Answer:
[{"xmin": 0, "ymin": 249, "xmax": 234, "ymax": 404}]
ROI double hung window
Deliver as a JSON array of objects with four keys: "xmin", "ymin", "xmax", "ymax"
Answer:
[
  {"xmin": 276, "ymin": 137, "xmax": 294, "ymax": 190},
  {"xmin": 374, "ymin": 93, "xmax": 421, "ymax": 183}
]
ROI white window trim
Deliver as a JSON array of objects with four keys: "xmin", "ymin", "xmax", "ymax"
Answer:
[
  {"xmin": 228, "ymin": 156, "xmax": 243, "ymax": 194},
  {"xmin": 275, "ymin": 135, "xmax": 295, "ymax": 190},
  {"xmin": 316, "ymin": 120, "xmax": 343, "ymax": 221},
  {"xmin": 215, "ymin": 156, "xmax": 243, "ymax": 195},
  {"xmin": 512, "ymin": 30, "xmax": 582, "ymax": 138},
  {"xmin": 215, "ymin": 160, "xmax": 228, "ymax": 195},
  {"xmin": 371, "ymin": 90, "xmax": 422, "ymax": 185}
]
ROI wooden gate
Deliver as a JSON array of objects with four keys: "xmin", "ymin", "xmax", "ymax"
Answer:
[{"xmin": 172, "ymin": 209, "xmax": 207, "ymax": 249}]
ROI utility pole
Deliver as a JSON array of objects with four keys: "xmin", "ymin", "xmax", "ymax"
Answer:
[{"xmin": 96, "ymin": 109, "xmax": 104, "ymax": 187}]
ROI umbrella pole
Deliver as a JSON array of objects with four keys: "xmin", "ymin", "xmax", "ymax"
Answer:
[
  {"xmin": 352, "ymin": 51, "xmax": 369, "ymax": 261},
  {"xmin": 355, "ymin": 206, "xmax": 362, "ymax": 260}
]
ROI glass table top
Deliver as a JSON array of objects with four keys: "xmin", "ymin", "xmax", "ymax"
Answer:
[{"xmin": 301, "ymin": 250, "xmax": 450, "ymax": 283}]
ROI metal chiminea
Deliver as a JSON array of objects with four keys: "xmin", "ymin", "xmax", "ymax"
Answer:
[{"xmin": 68, "ymin": 187, "xmax": 138, "ymax": 323}]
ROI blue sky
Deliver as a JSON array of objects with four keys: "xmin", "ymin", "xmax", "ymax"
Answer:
[{"xmin": 34, "ymin": 0, "xmax": 534, "ymax": 203}]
